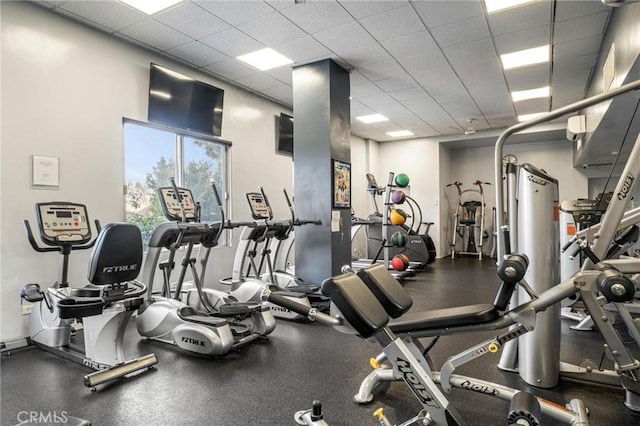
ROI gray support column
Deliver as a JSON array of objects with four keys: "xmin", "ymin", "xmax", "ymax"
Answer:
[{"xmin": 293, "ymin": 59, "xmax": 351, "ymax": 285}]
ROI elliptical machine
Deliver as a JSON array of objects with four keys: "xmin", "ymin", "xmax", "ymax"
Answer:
[
  {"xmin": 136, "ymin": 179, "xmax": 275, "ymax": 355},
  {"xmin": 21, "ymin": 202, "xmax": 157, "ymax": 389},
  {"xmin": 223, "ymin": 188, "xmax": 313, "ymax": 320},
  {"xmin": 249, "ymin": 188, "xmax": 330, "ymax": 311}
]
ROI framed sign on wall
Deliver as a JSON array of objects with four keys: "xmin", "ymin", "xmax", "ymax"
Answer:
[{"xmin": 332, "ymin": 159, "xmax": 351, "ymax": 209}]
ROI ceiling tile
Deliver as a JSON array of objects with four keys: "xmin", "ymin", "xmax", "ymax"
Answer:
[
  {"xmin": 413, "ymin": 67, "xmax": 463, "ymax": 96},
  {"xmin": 119, "ymin": 19, "xmax": 193, "ymax": 51},
  {"xmin": 430, "ymin": 15, "xmax": 491, "ymax": 48},
  {"xmin": 200, "ymin": 28, "xmax": 264, "ymax": 57},
  {"xmin": 401, "ymin": 96, "xmax": 445, "ymax": 116},
  {"xmin": 554, "ymin": 11, "xmax": 610, "ymax": 44},
  {"xmin": 514, "ymin": 98, "xmax": 550, "ymax": 116},
  {"xmin": 55, "ymin": 8, "xmax": 114, "ymax": 33},
  {"xmin": 443, "ymin": 38, "xmax": 496, "ymax": 66},
  {"xmin": 503, "ymin": 63, "xmax": 550, "ymax": 91},
  {"xmin": 359, "ymin": 61, "xmax": 407, "ymax": 82},
  {"xmin": 475, "ymin": 97, "xmax": 515, "ymax": 117},
  {"xmin": 155, "ymin": 2, "xmax": 231, "ymax": 39},
  {"xmin": 313, "ymin": 22, "xmax": 376, "ymax": 53},
  {"xmin": 554, "ymin": 34, "xmax": 603, "ymax": 59},
  {"xmin": 273, "ymin": 36, "xmax": 332, "ymax": 64},
  {"xmin": 379, "ymin": 30, "xmax": 439, "ymax": 59},
  {"xmin": 196, "ymin": 1, "xmax": 275, "ymax": 26},
  {"xmin": 339, "ymin": 0, "xmax": 405, "ymax": 20},
  {"xmin": 351, "ymin": 82, "xmax": 384, "ymax": 98},
  {"xmin": 467, "ymin": 83, "xmax": 511, "ymax": 100},
  {"xmin": 556, "ymin": 0, "xmax": 611, "ymax": 21},
  {"xmin": 60, "ymin": 0, "xmax": 146, "ymax": 31},
  {"xmin": 453, "ymin": 57, "xmax": 505, "ymax": 88},
  {"xmin": 359, "ymin": 4, "xmax": 425, "ymax": 42},
  {"xmin": 166, "ymin": 42, "xmax": 229, "ymax": 67},
  {"xmin": 204, "ymin": 58, "xmax": 258, "ymax": 81},
  {"xmin": 388, "ymin": 86, "xmax": 429, "ymax": 102},
  {"xmin": 265, "ymin": 65, "xmax": 293, "ymax": 85},
  {"xmin": 375, "ymin": 77, "xmax": 417, "ymax": 92},
  {"xmin": 261, "ymin": 84, "xmax": 293, "ymax": 104},
  {"xmin": 349, "ymin": 70, "xmax": 370, "ymax": 86},
  {"xmin": 493, "ymin": 25, "xmax": 550, "ymax": 55},
  {"xmin": 552, "ymin": 67, "xmax": 592, "ymax": 92},
  {"xmin": 235, "ymin": 73, "xmax": 283, "ymax": 91},
  {"xmin": 554, "ymin": 52, "xmax": 599, "ymax": 73},
  {"xmin": 338, "ymin": 43, "xmax": 392, "ymax": 68},
  {"xmin": 279, "ymin": 1, "xmax": 354, "ymax": 33},
  {"xmin": 399, "ymin": 50, "xmax": 450, "ymax": 75},
  {"xmin": 238, "ymin": 12, "xmax": 307, "ymax": 46},
  {"xmin": 486, "ymin": 1, "xmax": 552, "ymax": 36},
  {"xmin": 358, "ymin": 92, "xmax": 396, "ymax": 107},
  {"xmin": 413, "ymin": 0, "xmax": 484, "ymax": 29}
]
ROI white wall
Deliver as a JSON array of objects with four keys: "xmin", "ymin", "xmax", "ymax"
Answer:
[
  {"xmin": 377, "ymin": 138, "xmax": 442, "ymax": 257},
  {"xmin": 0, "ymin": 2, "xmax": 375, "ymax": 341},
  {"xmin": 444, "ymin": 140, "xmax": 589, "ymax": 256}
]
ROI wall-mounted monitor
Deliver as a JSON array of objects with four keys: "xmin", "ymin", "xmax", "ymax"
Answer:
[
  {"xmin": 148, "ymin": 63, "xmax": 224, "ymax": 137},
  {"xmin": 277, "ymin": 113, "xmax": 293, "ymax": 157}
]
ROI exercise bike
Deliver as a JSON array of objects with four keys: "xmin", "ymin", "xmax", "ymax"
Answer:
[
  {"xmin": 21, "ymin": 202, "xmax": 157, "ymax": 389},
  {"xmin": 136, "ymin": 179, "xmax": 275, "ymax": 355}
]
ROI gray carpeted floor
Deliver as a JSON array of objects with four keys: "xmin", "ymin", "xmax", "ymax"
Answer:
[{"xmin": 2, "ymin": 257, "xmax": 640, "ymax": 425}]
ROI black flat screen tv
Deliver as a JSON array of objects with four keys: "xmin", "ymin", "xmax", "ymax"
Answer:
[
  {"xmin": 277, "ymin": 113, "xmax": 293, "ymax": 157},
  {"xmin": 148, "ymin": 63, "xmax": 224, "ymax": 137}
]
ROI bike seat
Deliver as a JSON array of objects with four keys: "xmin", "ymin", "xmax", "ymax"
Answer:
[{"xmin": 58, "ymin": 297, "xmax": 104, "ymax": 319}]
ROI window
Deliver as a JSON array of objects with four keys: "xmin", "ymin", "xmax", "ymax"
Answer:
[{"xmin": 124, "ymin": 120, "xmax": 229, "ymax": 249}]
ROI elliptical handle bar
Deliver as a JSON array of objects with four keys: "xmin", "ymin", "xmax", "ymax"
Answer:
[
  {"xmin": 210, "ymin": 180, "xmax": 226, "ymax": 243},
  {"xmin": 169, "ymin": 177, "xmax": 188, "ymax": 223},
  {"xmin": 23, "ymin": 219, "xmax": 102, "ymax": 252},
  {"xmin": 258, "ymin": 186, "xmax": 274, "ymax": 221}
]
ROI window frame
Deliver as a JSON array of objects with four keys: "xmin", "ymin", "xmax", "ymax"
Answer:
[{"xmin": 123, "ymin": 118, "xmax": 232, "ymax": 247}]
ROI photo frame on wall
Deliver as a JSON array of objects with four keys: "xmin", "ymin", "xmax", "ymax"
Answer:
[{"xmin": 332, "ymin": 159, "xmax": 351, "ymax": 209}]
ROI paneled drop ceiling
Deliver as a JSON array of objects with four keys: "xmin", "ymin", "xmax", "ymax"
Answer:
[{"xmin": 33, "ymin": 0, "xmax": 612, "ymax": 142}]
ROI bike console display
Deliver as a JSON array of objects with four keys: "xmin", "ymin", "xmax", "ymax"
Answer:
[
  {"xmin": 158, "ymin": 187, "xmax": 197, "ymax": 221},
  {"xmin": 36, "ymin": 202, "xmax": 91, "ymax": 245},
  {"xmin": 246, "ymin": 192, "xmax": 270, "ymax": 220}
]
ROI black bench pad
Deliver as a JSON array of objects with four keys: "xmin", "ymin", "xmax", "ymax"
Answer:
[
  {"xmin": 322, "ymin": 273, "xmax": 389, "ymax": 338},
  {"xmin": 389, "ymin": 303, "xmax": 500, "ymax": 333}
]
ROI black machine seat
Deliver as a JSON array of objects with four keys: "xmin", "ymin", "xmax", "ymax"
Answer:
[
  {"xmin": 58, "ymin": 223, "xmax": 145, "ymax": 319},
  {"xmin": 356, "ymin": 254, "xmax": 526, "ymax": 334},
  {"xmin": 321, "ymin": 273, "xmax": 389, "ymax": 338},
  {"xmin": 388, "ymin": 304, "xmax": 500, "ymax": 333},
  {"xmin": 87, "ymin": 223, "xmax": 143, "ymax": 285},
  {"xmin": 357, "ymin": 264, "xmax": 412, "ymax": 318}
]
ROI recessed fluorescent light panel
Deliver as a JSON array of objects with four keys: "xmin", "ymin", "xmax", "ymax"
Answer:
[
  {"xmin": 501, "ymin": 45, "xmax": 549, "ymax": 70},
  {"xmin": 386, "ymin": 130, "xmax": 414, "ymax": 138},
  {"xmin": 485, "ymin": 0, "xmax": 537, "ymax": 13},
  {"xmin": 237, "ymin": 48, "xmax": 293, "ymax": 71},
  {"xmin": 119, "ymin": 0, "xmax": 183, "ymax": 15},
  {"xmin": 356, "ymin": 114, "xmax": 389, "ymax": 124},
  {"xmin": 511, "ymin": 86, "xmax": 550, "ymax": 102},
  {"xmin": 518, "ymin": 112, "xmax": 546, "ymax": 122}
]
